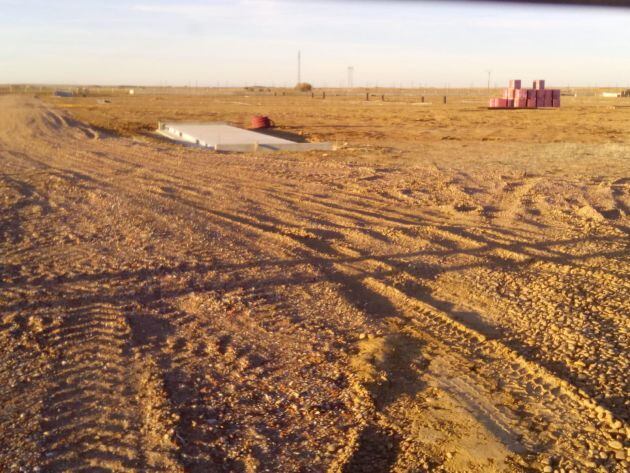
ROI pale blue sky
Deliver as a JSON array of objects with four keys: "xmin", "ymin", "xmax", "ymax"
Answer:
[{"xmin": 1, "ymin": 0, "xmax": 629, "ymax": 87}]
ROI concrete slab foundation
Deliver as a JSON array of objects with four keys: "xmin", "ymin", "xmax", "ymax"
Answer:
[{"xmin": 157, "ymin": 122, "xmax": 334, "ymax": 152}]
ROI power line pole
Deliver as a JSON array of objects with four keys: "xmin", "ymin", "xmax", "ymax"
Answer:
[
  {"xmin": 486, "ymin": 70, "xmax": 492, "ymax": 92},
  {"xmin": 347, "ymin": 66, "xmax": 354, "ymax": 88},
  {"xmin": 297, "ymin": 50, "xmax": 301, "ymax": 84}
]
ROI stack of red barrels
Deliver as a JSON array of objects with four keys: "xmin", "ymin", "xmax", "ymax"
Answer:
[{"xmin": 489, "ymin": 80, "xmax": 560, "ymax": 109}]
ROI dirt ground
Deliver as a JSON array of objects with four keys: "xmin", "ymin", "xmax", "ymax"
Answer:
[{"xmin": 0, "ymin": 92, "xmax": 628, "ymax": 472}]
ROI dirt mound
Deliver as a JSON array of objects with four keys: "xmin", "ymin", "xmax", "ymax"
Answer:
[{"xmin": 0, "ymin": 95, "xmax": 99, "ymax": 144}]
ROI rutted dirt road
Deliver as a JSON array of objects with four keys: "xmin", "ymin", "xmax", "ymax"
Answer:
[{"xmin": 1, "ymin": 95, "xmax": 628, "ymax": 472}]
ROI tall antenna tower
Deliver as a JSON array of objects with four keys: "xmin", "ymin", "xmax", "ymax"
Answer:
[
  {"xmin": 297, "ymin": 50, "xmax": 301, "ymax": 84},
  {"xmin": 347, "ymin": 66, "xmax": 354, "ymax": 88}
]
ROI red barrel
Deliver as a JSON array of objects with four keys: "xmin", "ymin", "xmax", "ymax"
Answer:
[{"xmin": 251, "ymin": 115, "xmax": 274, "ymax": 129}]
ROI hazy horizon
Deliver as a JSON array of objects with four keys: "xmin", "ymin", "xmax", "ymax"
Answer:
[
  {"xmin": 3, "ymin": 83, "xmax": 629, "ymax": 90},
  {"xmin": 2, "ymin": 0, "xmax": 630, "ymax": 88}
]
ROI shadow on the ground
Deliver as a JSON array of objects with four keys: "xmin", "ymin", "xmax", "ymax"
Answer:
[{"xmin": 249, "ymin": 127, "xmax": 308, "ymax": 143}]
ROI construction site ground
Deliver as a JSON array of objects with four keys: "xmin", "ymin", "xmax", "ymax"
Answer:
[{"xmin": 0, "ymin": 91, "xmax": 628, "ymax": 472}]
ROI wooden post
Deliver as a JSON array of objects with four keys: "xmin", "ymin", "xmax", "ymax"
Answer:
[
  {"xmin": 443, "ymin": 96, "xmax": 447, "ymax": 104},
  {"xmin": 421, "ymin": 96, "xmax": 424, "ymax": 103},
  {"xmin": 311, "ymin": 92, "xmax": 314, "ymax": 98},
  {"xmin": 381, "ymin": 94, "xmax": 385, "ymax": 101},
  {"xmin": 323, "ymin": 92, "xmax": 326, "ymax": 99},
  {"xmin": 366, "ymin": 92, "xmax": 369, "ymax": 101}
]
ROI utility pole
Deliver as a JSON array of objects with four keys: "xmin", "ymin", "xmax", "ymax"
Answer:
[
  {"xmin": 347, "ymin": 66, "xmax": 354, "ymax": 88},
  {"xmin": 297, "ymin": 50, "xmax": 301, "ymax": 84},
  {"xmin": 486, "ymin": 70, "xmax": 492, "ymax": 92}
]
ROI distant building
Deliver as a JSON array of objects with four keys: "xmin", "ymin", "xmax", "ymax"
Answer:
[
  {"xmin": 53, "ymin": 90, "xmax": 73, "ymax": 97},
  {"xmin": 602, "ymin": 92, "xmax": 621, "ymax": 98}
]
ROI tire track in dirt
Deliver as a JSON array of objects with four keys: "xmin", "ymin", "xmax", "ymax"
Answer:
[
  {"xmin": 178, "ymin": 190, "xmax": 626, "ymax": 471},
  {"xmin": 7, "ymin": 154, "xmax": 626, "ymax": 470},
  {"xmin": 38, "ymin": 302, "xmax": 181, "ymax": 472},
  {"xmin": 1, "ymin": 109, "xmax": 370, "ymax": 470},
  {"xmin": 1, "ymin": 139, "xmax": 189, "ymax": 472},
  {"xmin": 428, "ymin": 262, "xmax": 629, "ymax": 420},
  {"xmin": 361, "ymin": 277, "xmax": 627, "ymax": 471},
  {"xmin": 125, "ymin": 181, "xmax": 625, "ymax": 470},
  {"xmin": 2, "ymin": 97, "xmax": 628, "ymax": 472}
]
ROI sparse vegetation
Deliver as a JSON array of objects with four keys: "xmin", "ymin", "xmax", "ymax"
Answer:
[
  {"xmin": 244, "ymin": 86, "xmax": 271, "ymax": 92},
  {"xmin": 295, "ymin": 82, "xmax": 313, "ymax": 92}
]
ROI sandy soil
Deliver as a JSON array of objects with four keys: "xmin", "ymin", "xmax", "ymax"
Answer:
[{"xmin": 0, "ymin": 93, "xmax": 628, "ymax": 472}]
